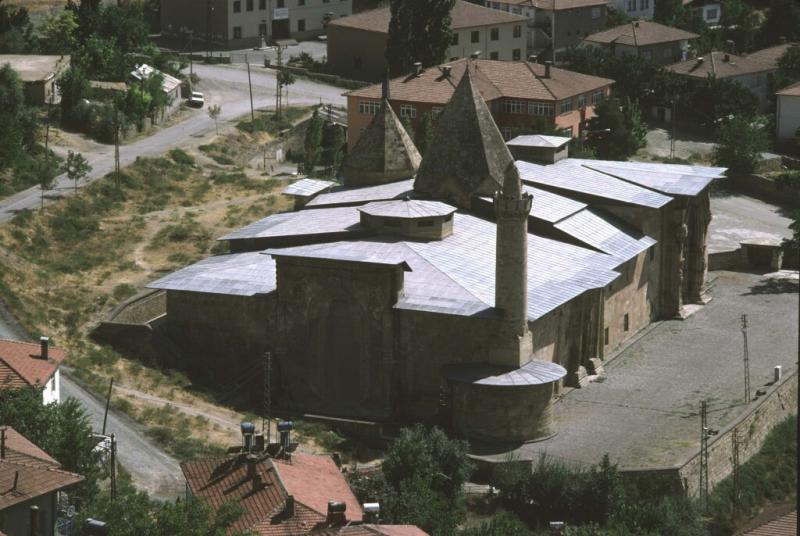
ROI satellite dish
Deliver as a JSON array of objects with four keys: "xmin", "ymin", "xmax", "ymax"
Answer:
[{"xmin": 67, "ymin": 505, "xmax": 76, "ymax": 518}]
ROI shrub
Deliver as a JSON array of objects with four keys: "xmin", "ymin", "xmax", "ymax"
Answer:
[
  {"xmin": 112, "ymin": 283, "xmax": 137, "ymax": 301},
  {"xmin": 168, "ymin": 148, "xmax": 194, "ymax": 166}
]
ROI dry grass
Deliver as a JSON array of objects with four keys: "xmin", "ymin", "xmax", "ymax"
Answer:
[{"xmin": 0, "ymin": 131, "xmax": 293, "ymax": 455}]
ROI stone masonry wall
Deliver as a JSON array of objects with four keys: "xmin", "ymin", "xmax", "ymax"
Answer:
[{"xmin": 678, "ymin": 369, "xmax": 798, "ymax": 497}]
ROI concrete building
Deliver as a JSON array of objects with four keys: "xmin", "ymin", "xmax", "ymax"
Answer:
[
  {"xmin": 776, "ymin": 81, "xmax": 800, "ymax": 143},
  {"xmin": 148, "ymin": 65, "xmax": 724, "ymax": 444},
  {"xmin": 666, "ymin": 43, "xmax": 798, "ymax": 108},
  {"xmin": 608, "ymin": 0, "xmax": 653, "ymax": 21},
  {"xmin": 684, "ymin": 0, "xmax": 721, "ymax": 26},
  {"xmin": 583, "ymin": 20, "xmax": 698, "ymax": 65},
  {"xmin": 481, "ymin": 0, "xmax": 608, "ymax": 57},
  {"xmin": 0, "ymin": 55, "xmax": 70, "ymax": 105},
  {"xmin": 0, "ymin": 428, "xmax": 84, "ymax": 536},
  {"xmin": 344, "ymin": 57, "xmax": 614, "ymax": 149},
  {"xmin": 160, "ymin": 0, "xmax": 352, "ymax": 49},
  {"xmin": 0, "ymin": 337, "xmax": 64, "ymax": 405},
  {"xmin": 326, "ymin": 1, "xmax": 527, "ymax": 82}
]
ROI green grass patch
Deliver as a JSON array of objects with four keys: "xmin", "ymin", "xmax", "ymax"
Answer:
[
  {"xmin": 168, "ymin": 148, "xmax": 195, "ymax": 166},
  {"xmin": 112, "ymin": 283, "xmax": 137, "ymax": 302}
]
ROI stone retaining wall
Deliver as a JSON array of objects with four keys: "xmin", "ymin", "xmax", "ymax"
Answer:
[
  {"xmin": 108, "ymin": 290, "xmax": 166, "ymax": 324},
  {"xmin": 678, "ymin": 369, "xmax": 797, "ymax": 497}
]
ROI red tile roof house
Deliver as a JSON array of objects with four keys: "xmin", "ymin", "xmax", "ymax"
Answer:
[
  {"xmin": 181, "ymin": 452, "xmax": 428, "ymax": 535},
  {"xmin": 345, "ymin": 57, "xmax": 613, "ymax": 150},
  {"xmin": 666, "ymin": 42, "xmax": 799, "ymax": 110},
  {"xmin": 0, "ymin": 337, "xmax": 64, "ymax": 405},
  {"xmin": 0, "ymin": 427, "xmax": 84, "ymax": 536}
]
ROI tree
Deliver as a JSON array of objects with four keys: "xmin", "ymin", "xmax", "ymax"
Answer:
[
  {"xmin": 0, "ymin": 64, "xmax": 38, "ymax": 172},
  {"xmin": 303, "ymin": 110, "xmax": 324, "ymax": 173},
  {"xmin": 385, "ymin": 0, "xmax": 456, "ymax": 76},
  {"xmin": 414, "ymin": 113, "xmax": 435, "ymax": 157},
  {"xmin": 57, "ymin": 65, "xmax": 91, "ymax": 125},
  {"xmin": 322, "ymin": 122, "xmax": 346, "ymax": 172},
  {"xmin": 713, "ymin": 115, "xmax": 769, "ymax": 176},
  {"xmin": 689, "ymin": 76, "xmax": 759, "ymax": 127},
  {"xmin": 39, "ymin": 10, "xmax": 79, "ymax": 54},
  {"xmin": 586, "ymin": 98, "xmax": 646, "ymax": 160},
  {"xmin": 0, "ymin": 387, "xmax": 101, "ymax": 500},
  {"xmin": 774, "ymin": 45, "xmax": 800, "ymax": 90},
  {"xmin": 605, "ymin": 8, "xmax": 631, "ymax": 28},
  {"xmin": 719, "ymin": 0, "xmax": 758, "ymax": 53},
  {"xmin": 757, "ymin": 0, "xmax": 800, "ymax": 48},
  {"xmin": 65, "ymin": 151, "xmax": 92, "ymax": 192},
  {"xmin": 654, "ymin": 0, "xmax": 685, "ymax": 25},
  {"xmin": 277, "ymin": 69, "xmax": 296, "ymax": 109},
  {"xmin": 0, "ymin": 0, "xmax": 36, "ymax": 53},
  {"xmin": 379, "ymin": 425, "xmax": 473, "ymax": 535},
  {"xmin": 207, "ymin": 104, "xmax": 222, "ymax": 135}
]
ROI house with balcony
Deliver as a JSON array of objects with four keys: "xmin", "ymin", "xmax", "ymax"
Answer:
[
  {"xmin": 326, "ymin": 0, "xmax": 527, "ymax": 82},
  {"xmin": 345, "ymin": 57, "xmax": 613, "ymax": 149},
  {"xmin": 583, "ymin": 20, "xmax": 698, "ymax": 65}
]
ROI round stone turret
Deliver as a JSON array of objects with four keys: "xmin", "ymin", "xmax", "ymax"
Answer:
[{"xmin": 358, "ymin": 198, "xmax": 456, "ymax": 240}]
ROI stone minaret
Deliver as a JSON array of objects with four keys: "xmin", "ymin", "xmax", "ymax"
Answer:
[{"xmin": 493, "ymin": 161, "xmax": 533, "ymax": 365}]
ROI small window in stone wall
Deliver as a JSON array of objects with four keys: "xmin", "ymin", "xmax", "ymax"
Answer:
[
  {"xmin": 649, "ymin": 247, "xmax": 655, "ymax": 261},
  {"xmin": 417, "ymin": 220, "xmax": 435, "ymax": 227},
  {"xmin": 445, "ymin": 213, "xmax": 453, "ymax": 221},
  {"xmin": 604, "ymin": 327, "xmax": 609, "ymax": 345},
  {"xmin": 624, "ymin": 313, "xmax": 630, "ymax": 331},
  {"xmin": 384, "ymin": 219, "xmax": 401, "ymax": 227}
]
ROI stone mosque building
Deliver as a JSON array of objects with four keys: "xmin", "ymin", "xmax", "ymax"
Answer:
[{"xmin": 149, "ymin": 64, "xmax": 725, "ymax": 443}]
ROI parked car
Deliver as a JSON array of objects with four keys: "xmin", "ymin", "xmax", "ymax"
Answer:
[{"xmin": 188, "ymin": 91, "xmax": 204, "ymax": 108}]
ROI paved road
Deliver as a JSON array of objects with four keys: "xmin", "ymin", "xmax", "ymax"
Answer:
[
  {"xmin": 0, "ymin": 63, "xmax": 346, "ymax": 223},
  {"xmin": 61, "ymin": 372, "xmax": 185, "ymax": 501},
  {"xmin": 0, "ymin": 308, "xmax": 184, "ymax": 500},
  {"xmin": 709, "ymin": 192, "xmax": 794, "ymax": 253}
]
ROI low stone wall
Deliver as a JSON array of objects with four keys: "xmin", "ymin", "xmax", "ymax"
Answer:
[
  {"xmin": 729, "ymin": 174, "xmax": 800, "ymax": 208},
  {"xmin": 708, "ymin": 249, "xmax": 742, "ymax": 271},
  {"xmin": 108, "ymin": 290, "xmax": 166, "ymax": 324},
  {"xmin": 678, "ymin": 369, "xmax": 797, "ymax": 497}
]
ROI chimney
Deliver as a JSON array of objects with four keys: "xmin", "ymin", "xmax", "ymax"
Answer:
[
  {"xmin": 12, "ymin": 470, "xmax": 18, "ymax": 491},
  {"xmin": 245, "ymin": 454, "xmax": 258, "ymax": 481},
  {"xmin": 285, "ymin": 495, "xmax": 296, "ymax": 517},
  {"xmin": 544, "ymin": 60, "xmax": 552, "ymax": 78},
  {"xmin": 697, "ymin": 56, "xmax": 704, "ymax": 64},
  {"xmin": 40, "ymin": 336, "xmax": 49, "ymax": 360},
  {"xmin": 528, "ymin": 54, "xmax": 537, "ymax": 63},
  {"xmin": 634, "ymin": 21, "xmax": 639, "ymax": 27},
  {"xmin": 725, "ymin": 39, "xmax": 735, "ymax": 54},
  {"xmin": 778, "ymin": 36, "xmax": 787, "ymax": 44},
  {"xmin": 413, "ymin": 61, "xmax": 423, "ymax": 76},
  {"xmin": 1, "ymin": 427, "xmax": 6, "ymax": 459},
  {"xmin": 441, "ymin": 65, "xmax": 452, "ymax": 77},
  {"xmin": 470, "ymin": 50, "xmax": 481, "ymax": 59},
  {"xmin": 252, "ymin": 471, "xmax": 264, "ymax": 492},
  {"xmin": 326, "ymin": 501, "xmax": 347, "ymax": 526},
  {"xmin": 723, "ymin": 53, "xmax": 730, "ymax": 62},
  {"xmin": 30, "ymin": 505, "xmax": 39, "ymax": 536}
]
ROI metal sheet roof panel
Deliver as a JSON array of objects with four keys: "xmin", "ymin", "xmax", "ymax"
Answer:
[
  {"xmin": 305, "ymin": 179, "xmax": 415, "ymax": 207},
  {"xmin": 282, "ymin": 178, "xmax": 336, "ymax": 197},
  {"xmin": 219, "ymin": 206, "xmax": 363, "ymax": 241},
  {"xmin": 554, "ymin": 208, "xmax": 656, "ymax": 262},
  {"xmin": 147, "ymin": 252, "xmax": 276, "ymax": 296}
]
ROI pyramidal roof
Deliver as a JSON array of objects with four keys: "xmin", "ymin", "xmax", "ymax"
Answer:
[
  {"xmin": 413, "ymin": 65, "xmax": 515, "ymax": 208},
  {"xmin": 342, "ymin": 99, "xmax": 422, "ymax": 187}
]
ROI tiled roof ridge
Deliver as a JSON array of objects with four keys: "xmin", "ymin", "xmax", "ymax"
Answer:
[{"xmin": 0, "ymin": 457, "xmax": 80, "ymax": 479}]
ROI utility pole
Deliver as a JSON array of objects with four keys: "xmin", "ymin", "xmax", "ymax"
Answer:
[
  {"xmin": 275, "ymin": 45, "xmax": 284, "ymax": 117},
  {"xmin": 110, "ymin": 434, "xmax": 117, "ymax": 503},
  {"xmin": 699, "ymin": 400, "xmax": 709, "ymax": 509},
  {"xmin": 741, "ymin": 314, "xmax": 751, "ymax": 403},
  {"xmin": 732, "ymin": 427, "xmax": 740, "ymax": 520},
  {"xmin": 246, "ymin": 54, "xmax": 255, "ymax": 122},
  {"xmin": 263, "ymin": 352, "xmax": 272, "ymax": 445},
  {"xmin": 114, "ymin": 111, "xmax": 121, "ymax": 189},
  {"xmin": 188, "ymin": 30, "xmax": 194, "ymax": 79},
  {"xmin": 669, "ymin": 100, "xmax": 677, "ymax": 160},
  {"xmin": 102, "ymin": 377, "xmax": 114, "ymax": 436}
]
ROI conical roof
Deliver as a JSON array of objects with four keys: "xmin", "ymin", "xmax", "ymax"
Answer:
[
  {"xmin": 342, "ymin": 100, "xmax": 422, "ymax": 187},
  {"xmin": 413, "ymin": 66, "xmax": 515, "ymax": 208}
]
